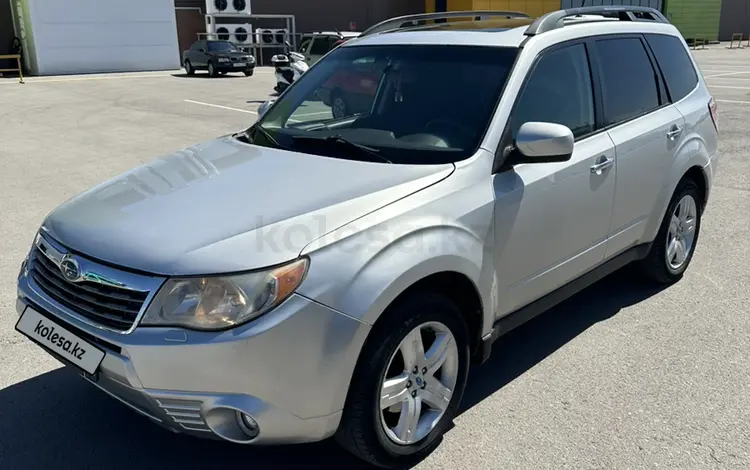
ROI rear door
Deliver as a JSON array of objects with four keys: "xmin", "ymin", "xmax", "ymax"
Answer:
[{"xmin": 592, "ymin": 35, "xmax": 687, "ymax": 258}]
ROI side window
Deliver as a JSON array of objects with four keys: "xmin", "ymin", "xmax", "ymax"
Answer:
[
  {"xmin": 645, "ymin": 34, "xmax": 699, "ymax": 103},
  {"xmin": 192, "ymin": 41, "xmax": 204, "ymax": 51},
  {"xmin": 310, "ymin": 36, "xmax": 335, "ymax": 55},
  {"xmin": 299, "ymin": 36, "xmax": 313, "ymax": 54},
  {"xmin": 595, "ymin": 37, "xmax": 661, "ymax": 126},
  {"xmin": 511, "ymin": 43, "xmax": 595, "ymax": 139}
]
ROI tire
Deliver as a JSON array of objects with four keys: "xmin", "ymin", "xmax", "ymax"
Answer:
[
  {"xmin": 208, "ymin": 62, "xmax": 218, "ymax": 77},
  {"xmin": 635, "ymin": 178, "xmax": 702, "ymax": 285},
  {"xmin": 244, "ymin": 69, "xmax": 254, "ymax": 77},
  {"xmin": 184, "ymin": 60, "xmax": 194, "ymax": 76},
  {"xmin": 335, "ymin": 293, "xmax": 470, "ymax": 468},
  {"xmin": 331, "ymin": 91, "xmax": 350, "ymax": 119}
]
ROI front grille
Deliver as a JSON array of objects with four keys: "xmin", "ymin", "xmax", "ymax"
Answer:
[{"xmin": 29, "ymin": 247, "xmax": 148, "ymax": 331}]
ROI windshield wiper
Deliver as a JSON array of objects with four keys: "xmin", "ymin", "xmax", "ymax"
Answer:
[
  {"xmin": 242, "ymin": 123, "xmax": 290, "ymax": 151},
  {"xmin": 291, "ymin": 135, "xmax": 393, "ymax": 164}
]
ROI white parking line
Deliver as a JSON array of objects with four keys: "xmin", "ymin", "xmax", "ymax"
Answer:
[
  {"xmin": 716, "ymin": 98, "xmax": 750, "ymax": 105},
  {"xmin": 184, "ymin": 99, "xmax": 257, "ymax": 114},
  {"xmin": 704, "ymin": 71, "xmax": 750, "ymax": 79},
  {"xmin": 293, "ymin": 111, "xmax": 332, "ymax": 117},
  {"xmin": 708, "ymin": 85, "xmax": 750, "ymax": 90}
]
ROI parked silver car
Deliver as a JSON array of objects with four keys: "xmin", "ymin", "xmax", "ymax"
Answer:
[{"xmin": 15, "ymin": 6, "xmax": 718, "ymax": 468}]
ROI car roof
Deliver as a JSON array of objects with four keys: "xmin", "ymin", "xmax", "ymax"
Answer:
[
  {"xmin": 307, "ymin": 31, "xmax": 361, "ymax": 37},
  {"xmin": 344, "ymin": 16, "xmax": 678, "ymax": 49}
]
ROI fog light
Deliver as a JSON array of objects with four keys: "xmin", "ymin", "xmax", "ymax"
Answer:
[{"xmin": 237, "ymin": 412, "xmax": 260, "ymax": 439}]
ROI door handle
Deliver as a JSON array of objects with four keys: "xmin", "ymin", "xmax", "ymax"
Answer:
[
  {"xmin": 590, "ymin": 156, "xmax": 614, "ymax": 174},
  {"xmin": 667, "ymin": 125, "xmax": 683, "ymax": 139}
]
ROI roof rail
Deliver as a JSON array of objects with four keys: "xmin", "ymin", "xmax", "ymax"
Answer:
[
  {"xmin": 524, "ymin": 6, "xmax": 668, "ymax": 36},
  {"xmin": 360, "ymin": 10, "xmax": 531, "ymax": 37}
]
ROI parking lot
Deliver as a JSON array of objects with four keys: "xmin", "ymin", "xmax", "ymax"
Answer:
[{"xmin": 1, "ymin": 45, "xmax": 749, "ymax": 469}]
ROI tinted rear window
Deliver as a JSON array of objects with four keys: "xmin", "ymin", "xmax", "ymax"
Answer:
[
  {"xmin": 645, "ymin": 34, "xmax": 698, "ymax": 102},
  {"xmin": 595, "ymin": 37, "xmax": 661, "ymax": 126}
]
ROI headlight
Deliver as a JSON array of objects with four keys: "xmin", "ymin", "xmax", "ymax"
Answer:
[
  {"xmin": 248, "ymin": 56, "xmax": 255, "ymax": 63},
  {"xmin": 141, "ymin": 258, "xmax": 308, "ymax": 331}
]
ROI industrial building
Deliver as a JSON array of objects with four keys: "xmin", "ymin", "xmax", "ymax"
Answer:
[{"xmin": 0, "ymin": 0, "xmax": 748, "ymax": 76}]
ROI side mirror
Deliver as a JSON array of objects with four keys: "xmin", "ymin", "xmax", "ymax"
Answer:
[
  {"xmin": 257, "ymin": 100, "xmax": 275, "ymax": 118},
  {"xmin": 515, "ymin": 122, "xmax": 574, "ymax": 162},
  {"xmin": 198, "ymin": 48, "xmax": 205, "ymax": 53}
]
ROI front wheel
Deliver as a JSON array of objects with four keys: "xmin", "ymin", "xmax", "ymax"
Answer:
[
  {"xmin": 244, "ymin": 69, "xmax": 254, "ymax": 77},
  {"xmin": 208, "ymin": 62, "xmax": 218, "ymax": 77},
  {"xmin": 336, "ymin": 293, "xmax": 470, "ymax": 468},
  {"xmin": 184, "ymin": 60, "xmax": 194, "ymax": 76}
]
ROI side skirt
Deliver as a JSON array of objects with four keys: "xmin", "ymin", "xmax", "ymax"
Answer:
[{"xmin": 475, "ymin": 242, "xmax": 652, "ymax": 364}]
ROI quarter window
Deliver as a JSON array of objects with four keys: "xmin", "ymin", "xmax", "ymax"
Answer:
[
  {"xmin": 511, "ymin": 43, "xmax": 595, "ymax": 139},
  {"xmin": 310, "ymin": 36, "xmax": 337, "ymax": 55},
  {"xmin": 595, "ymin": 37, "xmax": 661, "ymax": 126},
  {"xmin": 645, "ymin": 34, "xmax": 699, "ymax": 103}
]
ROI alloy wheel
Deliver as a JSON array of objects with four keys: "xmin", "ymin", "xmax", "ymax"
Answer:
[
  {"xmin": 379, "ymin": 321, "xmax": 459, "ymax": 446},
  {"xmin": 333, "ymin": 96, "xmax": 347, "ymax": 118},
  {"xmin": 666, "ymin": 194, "xmax": 698, "ymax": 272}
]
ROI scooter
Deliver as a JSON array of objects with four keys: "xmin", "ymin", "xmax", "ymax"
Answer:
[{"xmin": 271, "ymin": 45, "xmax": 309, "ymax": 94}]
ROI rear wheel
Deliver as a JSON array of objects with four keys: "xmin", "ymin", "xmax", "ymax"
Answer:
[
  {"xmin": 336, "ymin": 293, "xmax": 470, "ymax": 468},
  {"xmin": 635, "ymin": 179, "xmax": 702, "ymax": 284}
]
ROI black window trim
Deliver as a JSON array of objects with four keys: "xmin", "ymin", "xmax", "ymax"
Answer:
[
  {"xmin": 590, "ymin": 32, "xmax": 671, "ymax": 132},
  {"xmin": 494, "ymin": 37, "xmax": 601, "ymax": 173},
  {"xmin": 642, "ymin": 32, "xmax": 700, "ymax": 105}
]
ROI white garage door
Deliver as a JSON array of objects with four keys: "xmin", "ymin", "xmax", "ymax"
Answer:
[
  {"xmin": 27, "ymin": 0, "xmax": 180, "ymax": 75},
  {"xmin": 561, "ymin": 0, "xmax": 663, "ymax": 11}
]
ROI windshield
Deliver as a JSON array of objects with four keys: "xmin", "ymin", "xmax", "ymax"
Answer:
[
  {"xmin": 207, "ymin": 41, "xmax": 236, "ymax": 52},
  {"xmin": 254, "ymin": 44, "xmax": 519, "ymax": 165}
]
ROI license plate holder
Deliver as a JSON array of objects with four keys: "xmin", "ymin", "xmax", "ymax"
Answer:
[
  {"xmin": 15, "ymin": 307, "xmax": 105, "ymax": 375},
  {"xmin": 234, "ymin": 62, "xmax": 246, "ymax": 68}
]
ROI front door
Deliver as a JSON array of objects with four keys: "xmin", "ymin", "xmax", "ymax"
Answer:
[{"xmin": 492, "ymin": 41, "xmax": 617, "ymax": 316}]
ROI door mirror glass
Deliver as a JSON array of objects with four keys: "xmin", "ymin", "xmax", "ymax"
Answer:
[
  {"xmin": 257, "ymin": 100, "xmax": 275, "ymax": 118},
  {"xmin": 515, "ymin": 122, "xmax": 574, "ymax": 162},
  {"xmin": 198, "ymin": 48, "xmax": 205, "ymax": 53}
]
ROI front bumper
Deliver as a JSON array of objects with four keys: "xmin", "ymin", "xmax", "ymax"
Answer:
[
  {"xmin": 217, "ymin": 62, "xmax": 255, "ymax": 73},
  {"xmin": 16, "ymin": 273, "xmax": 370, "ymax": 445}
]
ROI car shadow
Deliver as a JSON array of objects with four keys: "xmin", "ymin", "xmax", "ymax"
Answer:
[
  {"xmin": 171, "ymin": 73, "xmax": 247, "ymax": 79},
  {"xmin": 0, "ymin": 270, "xmax": 665, "ymax": 469}
]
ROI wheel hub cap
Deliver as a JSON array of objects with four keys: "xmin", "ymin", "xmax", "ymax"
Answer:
[
  {"xmin": 666, "ymin": 194, "xmax": 697, "ymax": 271},
  {"xmin": 379, "ymin": 321, "xmax": 459, "ymax": 446}
]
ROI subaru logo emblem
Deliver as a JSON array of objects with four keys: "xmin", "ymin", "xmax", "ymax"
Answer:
[
  {"xmin": 59, "ymin": 255, "xmax": 81, "ymax": 282},
  {"xmin": 415, "ymin": 377, "xmax": 423, "ymax": 387}
]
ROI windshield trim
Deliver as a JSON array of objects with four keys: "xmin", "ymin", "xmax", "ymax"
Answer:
[{"xmin": 252, "ymin": 44, "xmax": 521, "ymax": 165}]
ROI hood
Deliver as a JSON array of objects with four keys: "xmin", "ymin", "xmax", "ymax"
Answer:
[{"xmin": 42, "ymin": 137, "xmax": 453, "ymax": 275}]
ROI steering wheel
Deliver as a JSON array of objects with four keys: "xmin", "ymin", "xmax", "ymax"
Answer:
[{"xmin": 423, "ymin": 119, "xmax": 475, "ymax": 146}]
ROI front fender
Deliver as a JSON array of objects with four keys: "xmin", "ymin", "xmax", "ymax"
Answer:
[{"xmin": 298, "ymin": 216, "xmax": 493, "ymax": 329}]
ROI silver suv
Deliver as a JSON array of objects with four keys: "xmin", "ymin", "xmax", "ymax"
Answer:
[{"xmin": 15, "ymin": 6, "xmax": 718, "ymax": 468}]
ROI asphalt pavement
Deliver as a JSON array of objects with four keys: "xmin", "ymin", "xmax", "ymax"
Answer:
[{"xmin": 0, "ymin": 45, "xmax": 748, "ymax": 469}]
